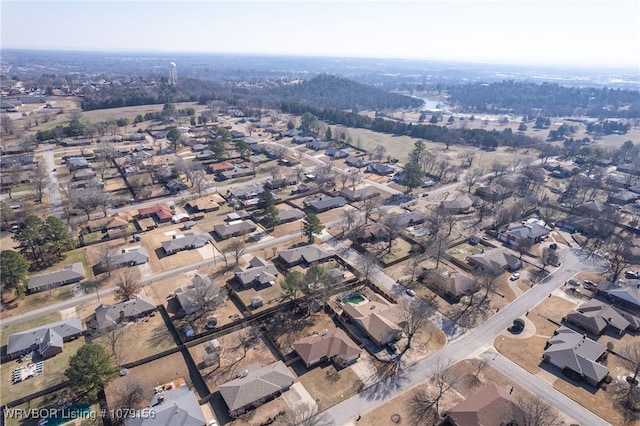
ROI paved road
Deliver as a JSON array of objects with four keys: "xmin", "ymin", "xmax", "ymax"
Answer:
[
  {"xmin": 320, "ymin": 248, "xmax": 610, "ymax": 425},
  {"xmin": 40, "ymin": 144, "xmax": 63, "ymax": 217},
  {"xmin": 480, "ymin": 350, "xmax": 611, "ymax": 426}
]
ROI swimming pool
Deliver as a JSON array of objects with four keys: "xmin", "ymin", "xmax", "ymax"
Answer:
[{"xmin": 342, "ymin": 293, "xmax": 365, "ymax": 305}]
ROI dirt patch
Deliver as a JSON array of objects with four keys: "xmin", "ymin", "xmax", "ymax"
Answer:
[
  {"xmin": 495, "ymin": 335, "xmax": 548, "ymax": 375},
  {"xmin": 105, "ymin": 351, "xmax": 193, "ymax": 408},
  {"xmin": 90, "ymin": 314, "xmax": 176, "ymax": 365},
  {"xmin": 267, "ymin": 310, "xmax": 339, "ymax": 355},
  {"xmin": 190, "ymin": 326, "xmax": 279, "ymax": 391},
  {"xmin": 297, "ymin": 363, "xmax": 363, "ymax": 411}
]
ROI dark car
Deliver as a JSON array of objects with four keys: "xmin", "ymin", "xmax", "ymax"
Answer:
[{"xmin": 386, "ymin": 342, "xmax": 398, "ymax": 354}]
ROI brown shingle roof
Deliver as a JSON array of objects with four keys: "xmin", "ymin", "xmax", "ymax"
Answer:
[
  {"xmin": 446, "ymin": 382, "xmax": 524, "ymax": 426},
  {"xmin": 292, "ymin": 328, "xmax": 361, "ymax": 365}
]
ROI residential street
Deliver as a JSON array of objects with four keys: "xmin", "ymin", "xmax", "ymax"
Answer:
[{"xmin": 319, "ymin": 247, "xmax": 611, "ymax": 426}]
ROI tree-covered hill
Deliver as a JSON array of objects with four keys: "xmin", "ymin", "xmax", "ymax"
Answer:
[
  {"xmin": 270, "ymin": 74, "xmax": 423, "ymax": 111},
  {"xmin": 446, "ymin": 80, "xmax": 640, "ymax": 118}
]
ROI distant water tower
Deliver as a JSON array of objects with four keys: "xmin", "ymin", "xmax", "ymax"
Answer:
[{"xmin": 169, "ymin": 62, "xmax": 177, "ymax": 85}]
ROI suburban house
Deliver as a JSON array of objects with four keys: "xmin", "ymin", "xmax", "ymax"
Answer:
[
  {"xmin": 85, "ymin": 212, "xmax": 131, "ymax": 233},
  {"xmin": 90, "ymin": 295, "xmax": 156, "ymax": 334},
  {"xmin": 213, "ymin": 220, "xmax": 257, "ymax": 240},
  {"xmin": 264, "ymin": 176, "xmax": 298, "ymax": 190},
  {"xmin": 278, "ymin": 245, "xmax": 332, "ymax": 267},
  {"xmin": 565, "ymin": 300, "xmax": 640, "ymax": 336},
  {"xmin": 161, "ymin": 232, "xmax": 212, "ymax": 255},
  {"xmin": 292, "ymin": 328, "xmax": 361, "ymax": 368},
  {"xmin": 440, "ymin": 194, "xmax": 477, "ymax": 214},
  {"xmin": 275, "ymin": 208, "xmax": 305, "ymax": 224},
  {"xmin": 366, "ymin": 162, "xmax": 395, "ymax": 176},
  {"xmin": 344, "ymin": 156, "xmax": 370, "ymax": 168},
  {"xmin": 387, "ymin": 211, "xmax": 426, "ymax": 228},
  {"xmin": 555, "ymin": 215, "xmax": 609, "ymax": 238},
  {"xmin": 325, "ymin": 147, "xmax": 349, "ymax": 159},
  {"xmin": 66, "ymin": 156, "xmax": 90, "ymax": 171},
  {"xmin": 595, "ymin": 280, "xmax": 640, "ymax": 311},
  {"xmin": 444, "ymin": 382, "xmax": 525, "ymax": 426},
  {"xmin": 105, "ymin": 247, "xmax": 150, "ymax": 269},
  {"xmin": 422, "ymin": 270, "xmax": 478, "ymax": 301},
  {"xmin": 474, "ymin": 183, "xmax": 512, "ymax": 202},
  {"xmin": 356, "ymin": 223, "xmax": 389, "ymax": 243},
  {"xmin": 341, "ymin": 293, "xmax": 404, "ymax": 346},
  {"xmin": 576, "ymin": 200, "xmax": 614, "ymax": 217},
  {"xmin": 231, "ymin": 185, "xmax": 265, "ymax": 200},
  {"xmin": 543, "ymin": 326, "xmax": 609, "ymax": 387},
  {"xmin": 186, "ymin": 194, "xmax": 225, "ymax": 212},
  {"xmin": 28, "ymin": 262, "xmax": 85, "ymax": 293},
  {"xmin": 234, "ymin": 257, "xmax": 279, "ymax": 288},
  {"xmin": 6, "ymin": 318, "xmax": 83, "ymax": 360},
  {"xmin": 308, "ymin": 196, "xmax": 347, "ymax": 213},
  {"xmin": 125, "ymin": 384, "xmax": 206, "ymax": 426},
  {"xmin": 73, "ymin": 169, "xmax": 97, "ymax": 181},
  {"xmin": 291, "ymin": 135, "xmax": 314, "ymax": 144},
  {"xmin": 339, "ymin": 186, "xmax": 380, "ymax": 202},
  {"xmin": 218, "ymin": 361, "xmax": 295, "ymax": 417},
  {"xmin": 306, "ymin": 140, "xmax": 331, "ymax": 151},
  {"xmin": 467, "ymin": 249, "xmax": 522, "ymax": 273},
  {"xmin": 138, "ymin": 204, "xmax": 173, "ymax": 223},
  {"xmin": 208, "ymin": 161, "xmax": 236, "ymax": 175},
  {"xmin": 498, "ymin": 221, "xmax": 549, "ymax": 247},
  {"xmin": 609, "ymin": 190, "xmax": 638, "ymax": 205},
  {"xmin": 219, "ymin": 168, "xmax": 255, "ymax": 181},
  {"xmin": 175, "ymin": 275, "xmax": 217, "ymax": 315}
]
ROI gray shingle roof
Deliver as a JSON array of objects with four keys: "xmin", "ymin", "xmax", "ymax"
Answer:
[
  {"xmin": 111, "ymin": 247, "xmax": 149, "ymax": 266},
  {"xmin": 94, "ymin": 296, "xmax": 156, "ymax": 330},
  {"xmin": 7, "ymin": 318, "xmax": 83, "ymax": 357},
  {"xmin": 125, "ymin": 385, "xmax": 205, "ymax": 426},
  {"xmin": 234, "ymin": 257, "xmax": 279, "ymax": 286},
  {"xmin": 28, "ymin": 263, "xmax": 85, "ymax": 290},
  {"xmin": 309, "ymin": 196, "xmax": 346, "ymax": 211},
  {"xmin": 161, "ymin": 232, "xmax": 212, "ymax": 253},
  {"xmin": 544, "ymin": 326, "xmax": 608, "ymax": 383},
  {"xmin": 278, "ymin": 245, "xmax": 332, "ymax": 265},
  {"xmin": 219, "ymin": 361, "xmax": 294, "ymax": 412}
]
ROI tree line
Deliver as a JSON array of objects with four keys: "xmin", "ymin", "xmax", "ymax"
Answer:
[
  {"xmin": 281, "ymin": 101, "xmax": 540, "ymax": 150},
  {"xmin": 446, "ymin": 80, "xmax": 640, "ymax": 118}
]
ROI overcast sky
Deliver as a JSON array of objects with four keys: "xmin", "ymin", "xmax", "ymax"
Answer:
[{"xmin": 1, "ymin": 0, "xmax": 638, "ymax": 69}]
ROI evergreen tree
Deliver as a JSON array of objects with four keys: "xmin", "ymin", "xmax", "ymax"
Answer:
[
  {"xmin": 0, "ymin": 250, "xmax": 30, "ymax": 298},
  {"xmin": 263, "ymin": 205, "xmax": 280, "ymax": 230},
  {"xmin": 302, "ymin": 214, "xmax": 324, "ymax": 243},
  {"xmin": 65, "ymin": 344, "xmax": 119, "ymax": 402}
]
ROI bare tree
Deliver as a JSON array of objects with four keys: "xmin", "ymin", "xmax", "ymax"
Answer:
[
  {"xmin": 362, "ymin": 196, "xmax": 379, "ymax": 224},
  {"xmin": 339, "ymin": 208, "xmax": 358, "ymax": 237},
  {"xmin": 470, "ymin": 359, "xmax": 488, "ymax": 386},
  {"xmin": 113, "ymin": 378, "xmax": 145, "ymax": 412},
  {"xmin": 285, "ymin": 402, "xmax": 331, "ymax": 426},
  {"xmin": 4, "ymin": 163, "xmax": 22, "ymax": 199},
  {"xmin": 460, "ymin": 150, "xmax": 476, "ymax": 168},
  {"xmin": 356, "ymin": 251, "xmax": 378, "ymax": 285},
  {"xmin": 191, "ymin": 171, "xmax": 209, "ymax": 197},
  {"xmin": 128, "ymin": 174, "xmax": 152, "ymax": 200},
  {"xmin": 186, "ymin": 274, "xmax": 224, "ymax": 320},
  {"xmin": 619, "ymin": 341, "xmax": 640, "ymax": 411},
  {"xmin": 409, "ymin": 360, "xmax": 459, "ymax": 425},
  {"xmin": 463, "ymin": 167, "xmax": 483, "ymax": 193},
  {"xmin": 539, "ymin": 246, "xmax": 559, "ymax": 273},
  {"xmin": 114, "ymin": 268, "xmax": 142, "ymax": 301},
  {"xmin": 225, "ymin": 238, "xmax": 246, "ymax": 268},
  {"xmin": 99, "ymin": 244, "xmax": 118, "ymax": 277},
  {"xmin": 518, "ymin": 394, "xmax": 561, "ymax": 426},
  {"xmin": 233, "ymin": 327, "xmax": 260, "ymax": 360},
  {"xmin": 398, "ymin": 299, "xmax": 432, "ymax": 356},
  {"xmin": 106, "ymin": 326, "xmax": 126, "ymax": 366},
  {"xmin": 1, "ymin": 114, "xmax": 15, "ymax": 134},
  {"xmin": 606, "ymin": 235, "xmax": 632, "ymax": 282},
  {"xmin": 30, "ymin": 162, "xmax": 50, "ymax": 203},
  {"xmin": 516, "ymin": 238, "xmax": 534, "ymax": 260},
  {"xmin": 373, "ymin": 144, "xmax": 387, "ymax": 162}
]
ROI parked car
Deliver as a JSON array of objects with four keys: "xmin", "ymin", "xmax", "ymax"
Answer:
[
  {"xmin": 387, "ymin": 342, "xmax": 398, "ymax": 354},
  {"xmin": 583, "ymin": 281, "xmax": 597, "ymax": 290},
  {"xmin": 406, "ymin": 289, "xmax": 416, "ymax": 297},
  {"xmin": 509, "ymin": 273, "xmax": 521, "ymax": 281},
  {"xmin": 625, "ymin": 270, "xmax": 639, "ymax": 279},
  {"xmin": 567, "ymin": 278, "xmax": 581, "ymax": 286}
]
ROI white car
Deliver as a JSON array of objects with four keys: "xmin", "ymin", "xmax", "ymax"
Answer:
[
  {"xmin": 509, "ymin": 273, "xmax": 521, "ymax": 281},
  {"xmin": 406, "ymin": 289, "xmax": 416, "ymax": 297}
]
